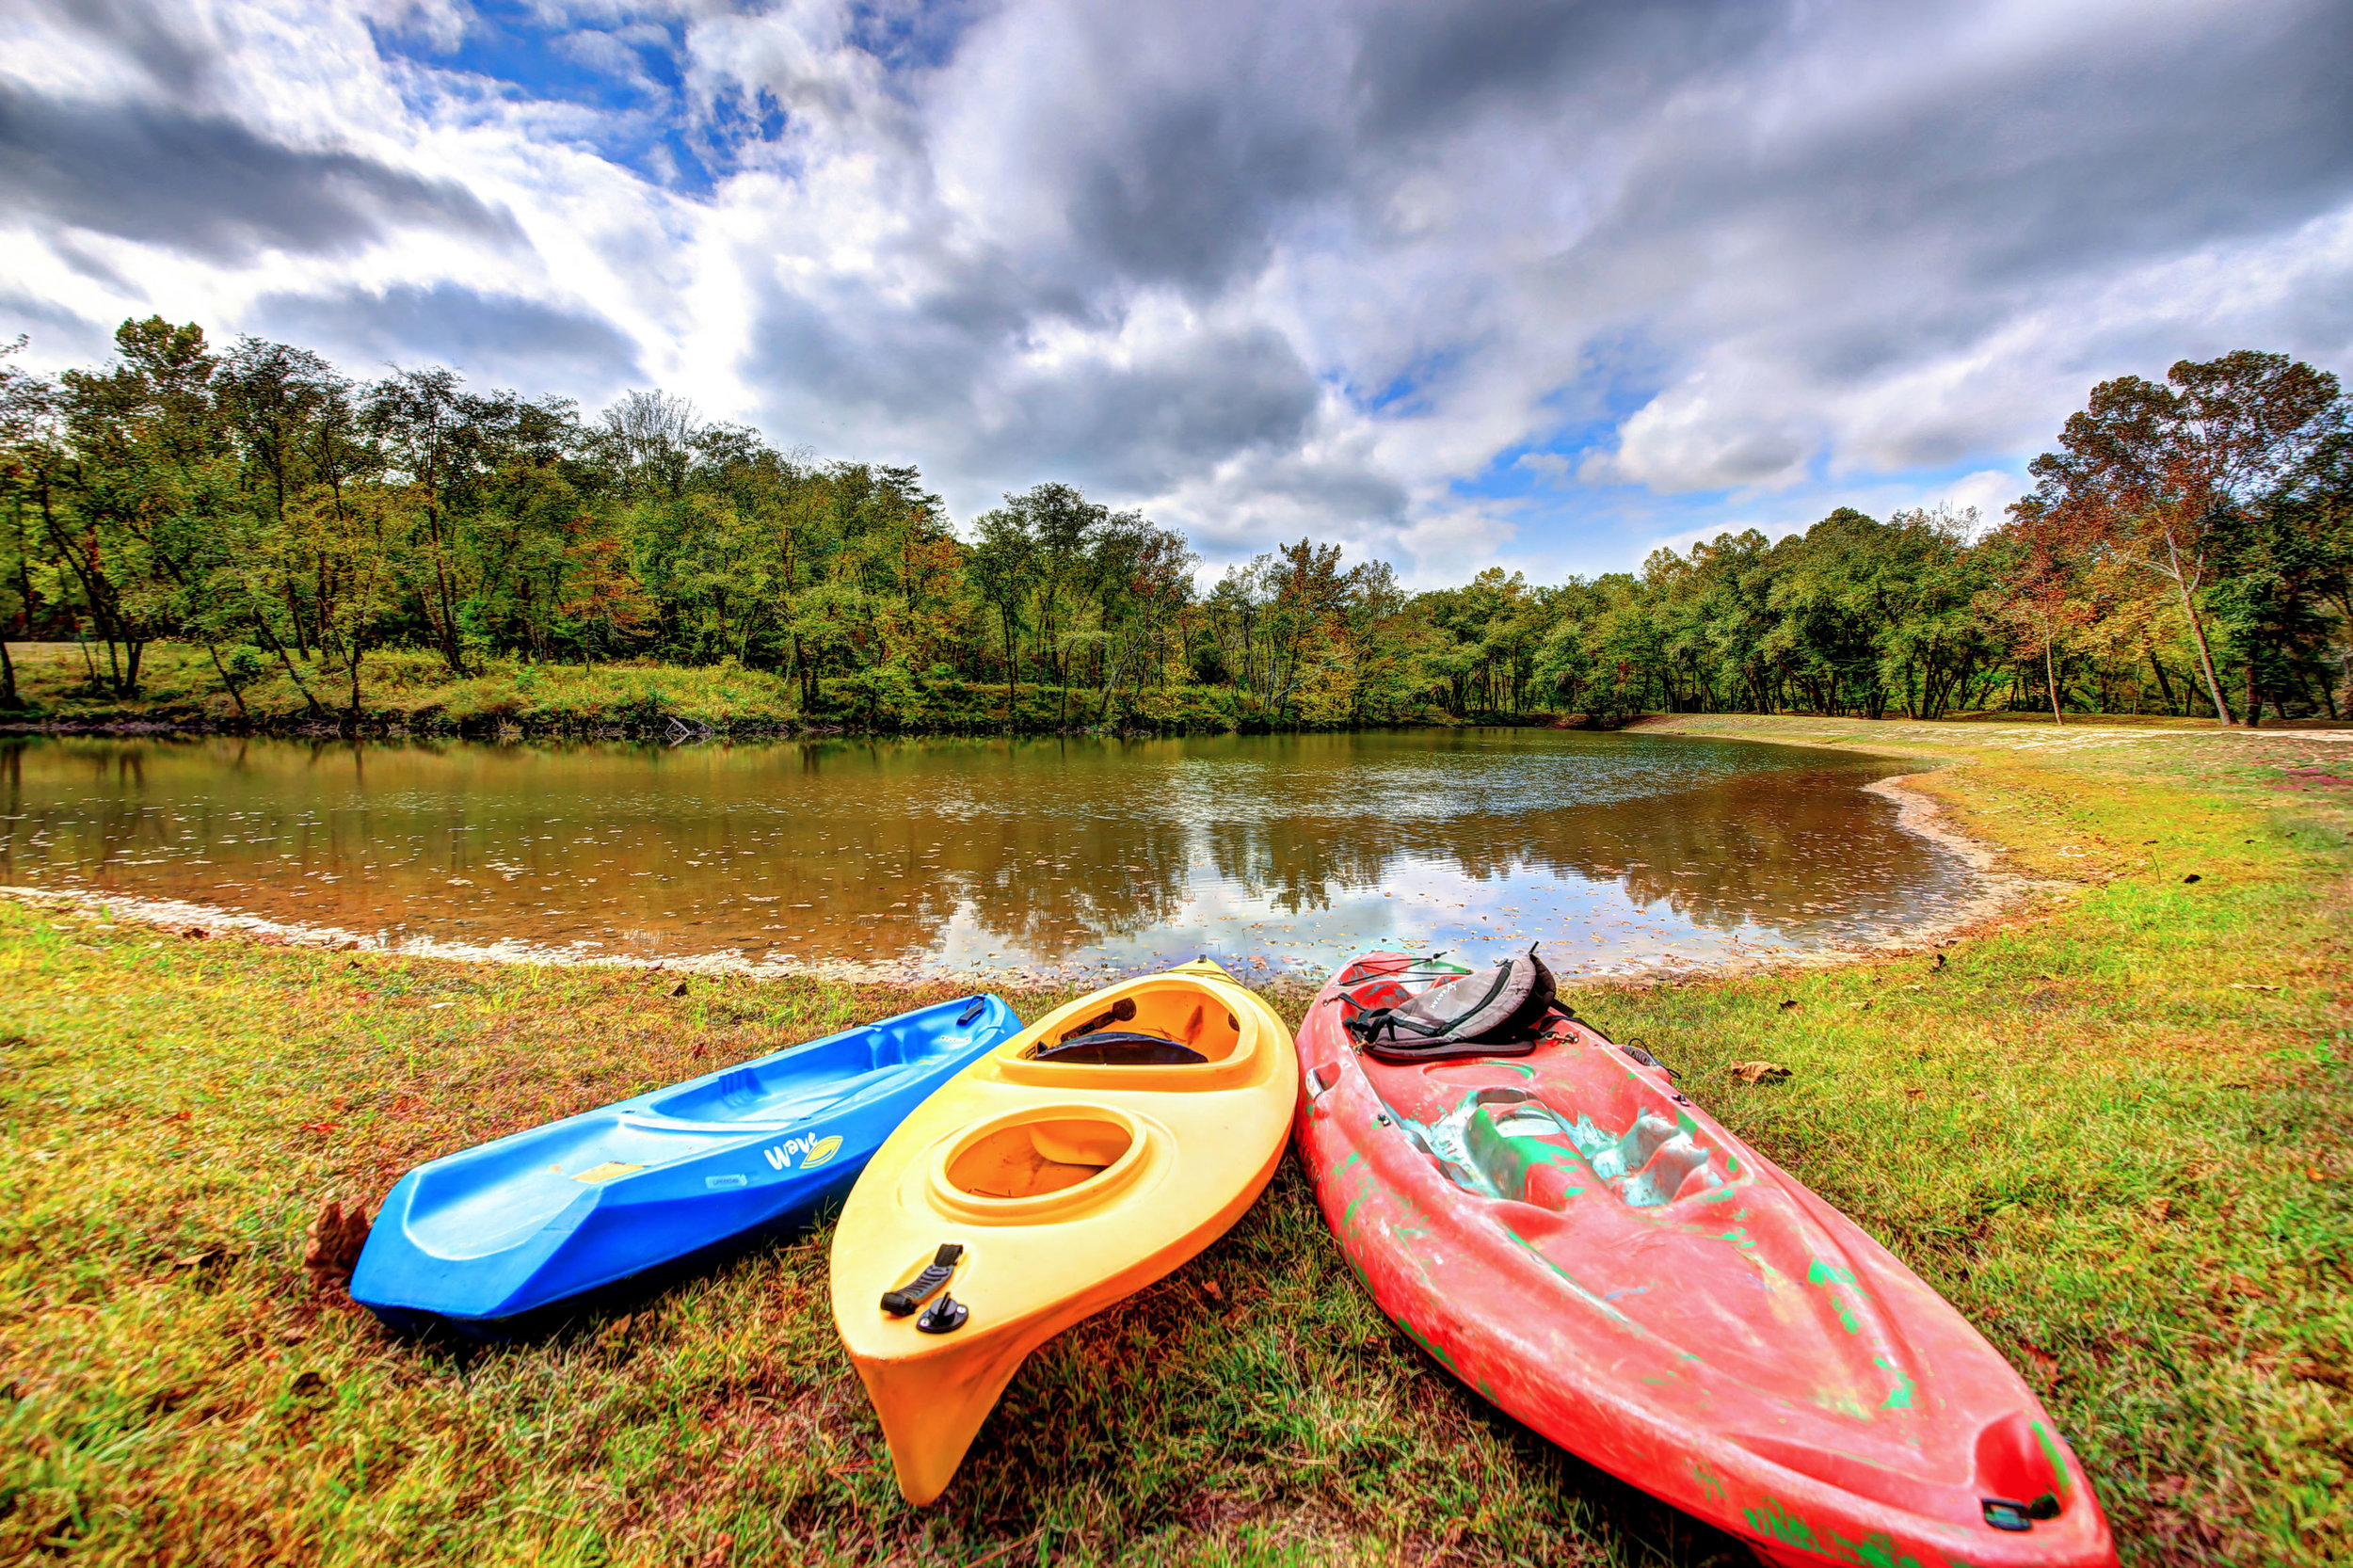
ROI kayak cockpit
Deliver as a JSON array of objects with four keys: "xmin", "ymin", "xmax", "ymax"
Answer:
[
  {"xmin": 395, "ymin": 1019, "xmax": 995, "ymax": 1262},
  {"xmin": 997, "ymin": 971, "xmax": 1265, "ymax": 1091},
  {"xmin": 1389, "ymin": 1086, "xmax": 1731, "ymax": 1210},
  {"xmin": 650, "ymin": 1022, "xmax": 970, "ymax": 1121}
]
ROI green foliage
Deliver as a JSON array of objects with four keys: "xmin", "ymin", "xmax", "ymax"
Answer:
[{"xmin": 3, "ymin": 328, "xmax": 2347, "ymax": 733}]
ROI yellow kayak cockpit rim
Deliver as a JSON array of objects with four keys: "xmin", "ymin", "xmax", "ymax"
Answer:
[
  {"xmin": 924, "ymin": 1103, "xmax": 1169, "ymax": 1223},
  {"xmin": 996, "ymin": 972, "xmax": 1270, "ymax": 1092}
]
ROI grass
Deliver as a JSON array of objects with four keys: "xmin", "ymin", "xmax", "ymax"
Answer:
[
  {"xmin": 0, "ymin": 719, "xmax": 2347, "ymax": 1564},
  {"xmin": 2, "ymin": 642, "xmax": 1267, "ymax": 738}
]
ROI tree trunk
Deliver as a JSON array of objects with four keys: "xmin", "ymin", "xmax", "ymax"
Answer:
[
  {"xmin": 2044, "ymin": 634, "xmax": 2063, "ymax": 726},
  {"xmin": 1001, "ymin": 617, "xmax": 1017, "ymax": 729},
  {"xmin": 0, "ymin": 636, "xmax": 15, "ymax": 709},
  {"xmin": 253, "ymin": 618, "xmax": 330, "ymax": 720},
  {"xmin": 203, "ymin": 643, "xmax": 249, "ymax": 721},
  {"xmin": 2243, "ymin": 650, "xmax": 2261, "ymax": 728},
  {"xmin": 2142, "ymin": 637, "xmax": 2176, "ymax": 712},
  {"xmin": 346, "ymin": 642, "xmax": 367, "ymax": 730},
  {"xmin": 2170, "ymin": 563, "xmax": 2233, "ymax": 726}
]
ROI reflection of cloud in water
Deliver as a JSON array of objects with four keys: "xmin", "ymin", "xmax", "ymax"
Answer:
[{"xmin": 0, "ymin": 730, "xmax": 1978, "ymax": 978}]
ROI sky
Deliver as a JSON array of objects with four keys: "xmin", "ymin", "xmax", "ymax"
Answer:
[{"xmin": 4, "ymin": 0, "xmax": 2350, "ymax": 585}]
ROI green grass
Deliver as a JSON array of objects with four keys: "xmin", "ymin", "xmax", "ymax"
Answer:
[
  {"xmin": 0, "ymin": 722, "xmax": 2347, "ymax": 1564},
  {"xmin": 3, "ymin": 642, "xmax": 1278, "ymax": 738}
]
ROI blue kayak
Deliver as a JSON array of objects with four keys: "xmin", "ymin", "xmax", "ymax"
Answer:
[{"xmin": 351, "ymin": 993, "xmax": 1021, "ymax": 1333}]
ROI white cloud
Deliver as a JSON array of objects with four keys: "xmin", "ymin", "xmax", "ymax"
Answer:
[{"xmin": 1, "ymin": 0, "xmax": 2347, "ymax": 577}]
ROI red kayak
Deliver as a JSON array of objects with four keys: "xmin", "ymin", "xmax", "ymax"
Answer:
[{"xmin": 1297, "ymin": 952, "xmax": 2117, "ymax": 1568}]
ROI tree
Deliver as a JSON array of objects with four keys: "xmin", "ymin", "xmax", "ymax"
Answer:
[
  {"xmin": 2208, "ymin": 433, "xmax": 2353, "ymax": 722},
  {"xmin": 968, "ymin": 506, "xmax": 1034, "ymax": 725},
  {"xmin": 0, "ymin": 336, "xmax": 54, "ymax": 707},
  {"xmin": 2025, "ymin": 351, "xmax": 2345, "ymax": 726},
  {"xmin": 1984, "ymin": 504, "xmax": 2096, "ymax": 724}
]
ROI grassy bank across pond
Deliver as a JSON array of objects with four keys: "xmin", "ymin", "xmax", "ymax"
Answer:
[
  {"xmin": 0, "ymin": 720, "xmax": 2347, "ymax": 1565},
  {"xmin": 16, "ymin": 639, "xmax": 2315, "ymax": 739},
  {"xmin": 0, "ymin": 642, "xmax": 1324, "ymax": 738}
]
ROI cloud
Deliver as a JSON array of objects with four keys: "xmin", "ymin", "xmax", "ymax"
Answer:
[
  {"xmin": 1558, "ymin": 0, "xmax": 2353, "ymax": 490},
  {"xmin": 1, "ymin": 0, "xmax": 2349, "ymax": 582},
  {"xmin": 0, "ymin": 82, "xmax": 521, "ymax": 262},
  {"xmin": 251, "ymin": 282, "xmax": 643, "ymax": 392}
]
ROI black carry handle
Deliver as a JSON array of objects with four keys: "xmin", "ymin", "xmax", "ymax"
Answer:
[
  {"xmin": 881, "ymin": 1243, "xmax": 964, "ymax": 1317},
  {"xmin": 956, "ymin": 998, "xmax": 986, "ymax": 1026},
  {"xmin": 1055, "ymin": 996, "xmax": 1137, "ymax": 1043}
]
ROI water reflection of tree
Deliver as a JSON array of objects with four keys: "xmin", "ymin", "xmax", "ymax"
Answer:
[
  {"xmin": 1201, "ymin": 818, "xmax": 1397, "ymax": 915},
  {"xmin": 1195, "ymin": 763, "xmax": 1948, "ymax": 933},
  {"xmin": 943, "ymin": 814, "xmax": 1192, "ymax": 959},
  {"xmin": 1181, "ymin": 760, "xmax": 1948, "ymax": 934}
]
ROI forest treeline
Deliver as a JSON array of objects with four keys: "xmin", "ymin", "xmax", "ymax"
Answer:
[{"xmin": 1, "ymin": 319, "xmax": 2347, "ymax": 732}]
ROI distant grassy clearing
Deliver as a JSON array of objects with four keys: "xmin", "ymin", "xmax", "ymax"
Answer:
[{"xmin": 0, "ymin": 723, "xmax": 2345, "ymax": 1564}]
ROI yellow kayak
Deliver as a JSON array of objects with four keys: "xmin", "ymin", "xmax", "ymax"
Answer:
[{"xmin": 827, "ymin": 959, "xmax": 1296, "ymax": 1504}]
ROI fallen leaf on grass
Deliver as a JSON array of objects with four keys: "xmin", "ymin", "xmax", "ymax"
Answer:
[
  {"xmin": 2229, "ymin": 983, "xmax": 2282, "ymax": 992},
  {"xmin": 301, "ymin": 1198, "xmax": 371, "ymax": 1295},
  {"xmin": 1728, "ymin": 1061, "xmax": 1791, "ymax": 1085},
  {"xmin": 1777, "ymin": 999, "xmax": 1799, "ymax": 1011},
  {"xmin": 669, "ymin": 980, "xmax": 689, "ymax": 997},
  {"xmin": 1903, "ymin": 1086, "xmax": 1926, "ymax": 1100},
  {"xmin": 2014, "ymin": 1338, "xmax": 2062, "ymax": 1383}
]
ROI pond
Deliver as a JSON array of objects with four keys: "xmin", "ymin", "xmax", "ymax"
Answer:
[{"xmin": 0, "ymin": 729, "xmax": 1978, "ymax": 981}]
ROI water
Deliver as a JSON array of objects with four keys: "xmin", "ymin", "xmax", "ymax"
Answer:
[{"xmin": 0, "ymin": 729, "xmax": 1977, "ymax": 980}]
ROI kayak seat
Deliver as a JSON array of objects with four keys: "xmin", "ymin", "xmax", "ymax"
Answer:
[
  {"xmin": 1408, "ymin": 1091, "xmax": 1729, "ymax": 1210},
  {"xmin": 1031, "ymin": 1032, "xmax": 1209, "ymax": 1066},
  {"xmin": 1462, "ymin": 1098, "xmax": 1595, "ymax": 1208},
  {"xmin": 650, "ymin": 1030, "xmax": 897, "ymax": 1121},
  {"xmin": 945, "ymin": 1115, "xmax": 1134, "ymax": 1200},
  {"xmin": 1571, "ymin": 1107, "xmax": 1725, "ymax": 1207},
  {"xmin": 1019, "ymin": 984, "xmax": 1243, "ymax": 1065}
]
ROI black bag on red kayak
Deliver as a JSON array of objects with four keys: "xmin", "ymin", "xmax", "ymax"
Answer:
[{"xmin": 1344, "ymin": 945, "xmax": 1558, "ymax": 1062}]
